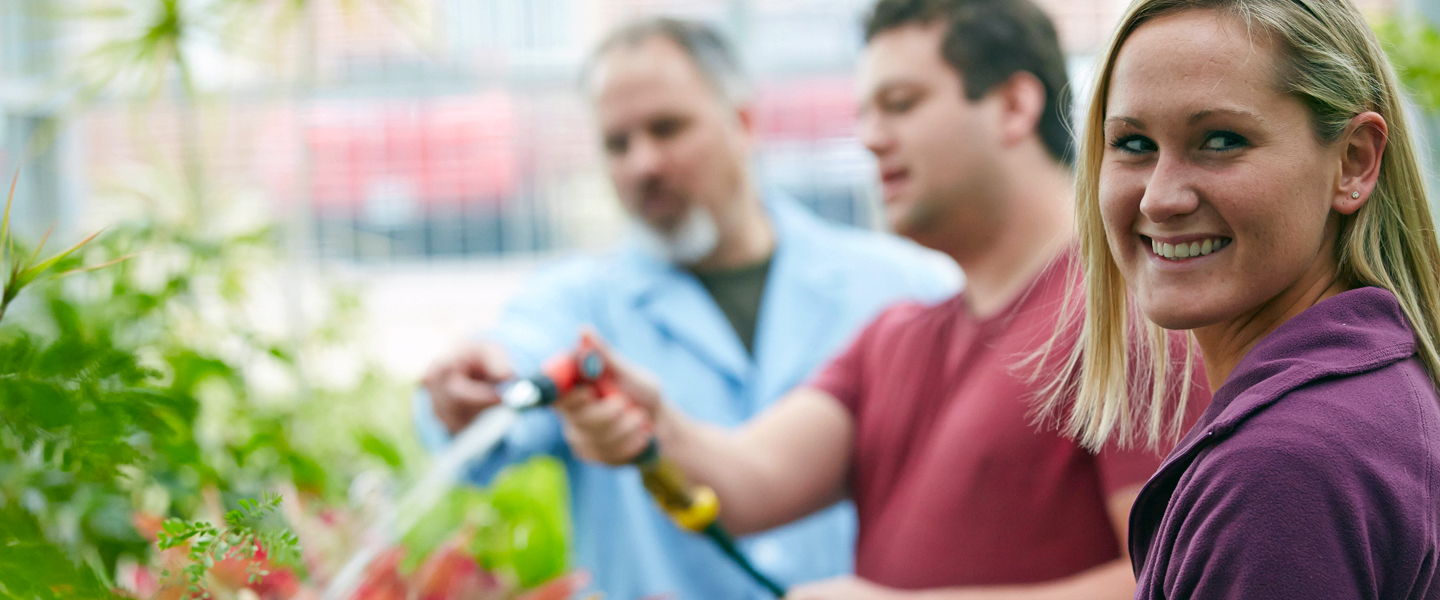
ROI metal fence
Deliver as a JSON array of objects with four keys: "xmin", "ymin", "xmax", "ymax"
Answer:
[{"xmin": 2, "ymin": 0, "xmax": 1433, "ymax": 263}]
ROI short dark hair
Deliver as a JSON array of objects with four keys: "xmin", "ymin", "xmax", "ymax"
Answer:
[
  {"xmin": 865, "ymin": 0, "xmax": 1074, "ymax": 165},
  {"xmin": 583, "ymin": 17, "xmax": 749, "ymax": 105}
]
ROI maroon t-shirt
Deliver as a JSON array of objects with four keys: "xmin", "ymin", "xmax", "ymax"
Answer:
[{"xmin": 809, "ymin": 252, "xmax": 1207, "ymax": 589}]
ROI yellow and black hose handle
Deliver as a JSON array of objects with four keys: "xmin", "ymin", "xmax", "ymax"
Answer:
[
  {"xmin": 629, "ymin": 438, "xmax": 788, "ymax": 598},
  {"xmin": 557, "ymin": 345, "xmax": 785, "ymax": 596},
  {"xmin": 630, "ymin": 438, "xmax": 720, "ymax": 532}
]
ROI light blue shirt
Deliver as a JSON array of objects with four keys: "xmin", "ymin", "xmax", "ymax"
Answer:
[{"xmin": 415, "ymin": 196, "xmax": 957, "ymax": 599}]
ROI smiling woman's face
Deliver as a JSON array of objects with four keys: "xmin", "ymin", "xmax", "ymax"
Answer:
[{"xmin": 1100, "ymin": 9, "xmax": 1346, "ymax": 331}]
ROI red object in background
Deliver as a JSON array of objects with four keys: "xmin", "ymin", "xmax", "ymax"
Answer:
[
  {"xmin": 306, "ymin": 94, "xmax": 518, "ymax": 209},
  {"xmin": 297, "ymin": 78, "xmax": 857, "ymax": 217},
  {"xmin": 513, "ymin": 572, "xmax": 590, "ymax": 600},
  {"xmin": 753, "ymin": 76, "xmax": 859, "ymax": 142},
  {"xmin": 211, "ymin": 547, "xmax": 302, "ymax": 600},
  {"xmin": 132, "ymin": 512, "xmax": 165, "ymax": 541},
  {"xmin": 352, "ymin": 548, "xmax": 409, "ymax": 600},
  {"xmin": 412, "ymin": 537, "xmax": 506, "ymax": 600}
]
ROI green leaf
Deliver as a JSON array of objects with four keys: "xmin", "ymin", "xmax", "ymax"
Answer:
[
  {"xmin": 480, "ymin": 457, "xmax": 571, "ymax": 587},
  {"xmin": 357, "ymin": 430, "xmax": 404, "ymax": 468},
  {"xmin": 1, "ymin": 169, "xmax": 17, "ymax": 269},
  {"xmin": 14, "ymin": 229, "xmax": 103, "ymax": 289},
  {"xmin": 25, "ymin": 224, "xmax": 55, "ymax": 270},
  {"xmin": 52, "ymin": 252, "xmax": 136, "ymax": 280}
]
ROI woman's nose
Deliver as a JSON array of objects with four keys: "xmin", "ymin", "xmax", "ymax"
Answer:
[{"xmin": 1139, "ymin": 153, "xmax": 1202, "ymax": 224}]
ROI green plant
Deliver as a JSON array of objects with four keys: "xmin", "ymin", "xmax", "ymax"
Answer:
[
  {"xmin": 157, "ymin": 493, "xmax": 301, "ymax": 597},
  {"xmin": 401, "ymin": 458, "xmax": 571, "ymax": 589},
  {"xmin": 1376, "ymin": 15, "xmax": 1440, "ymax": 112},
  {"xmin": 0, "ymin": 172, "xmax": 157, "ymax": 597},
  {"xmin": 0, "ymin": 176, "xmax": 107, "ymax": 322},
  {"xmin": 476, "ymin": 459, "xmax": 570, "ymax": 588},
  {"xmin": 0, "ymin": 0, "xmax": 575, "ymax": 594},
  {"xmin": 0, "ymin": 170, "xmax": 309, "ymax": 599}
]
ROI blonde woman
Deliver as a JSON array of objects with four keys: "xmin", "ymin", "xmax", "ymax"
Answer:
[{"xmin": 1054, "ymin": 0, "xmax": 1440, "ymax": 596}]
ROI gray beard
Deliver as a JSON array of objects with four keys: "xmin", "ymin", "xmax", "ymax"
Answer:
[{"xmin": 634, "ymin": 205, "xmax": 720, "ymax": 266}]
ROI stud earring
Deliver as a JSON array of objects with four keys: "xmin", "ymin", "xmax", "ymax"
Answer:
[{"xmin": 1351, "ymin": 191, "xmax": 1360, "ymax": 199}]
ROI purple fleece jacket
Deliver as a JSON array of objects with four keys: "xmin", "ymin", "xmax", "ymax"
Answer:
[{"xmin": 1131, "ymin": 287, "xmax": 1440, "ymax": 599}]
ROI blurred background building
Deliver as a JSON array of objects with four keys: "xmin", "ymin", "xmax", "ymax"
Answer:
[{"xmin": 0, "ymin": 0, "xmax": 1435, "ymax": 377}]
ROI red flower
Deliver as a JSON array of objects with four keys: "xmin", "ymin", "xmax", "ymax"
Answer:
[
  {"xmin": 352, "ymin": 548, "xmax": 409, "ymax": 600},
  {"xmin": 212, "ymin": 546, "xmax": 301, "ymax": 599},
  {"xmin": 514, "ymin": 572, "xmax": 590, "ymax": 600},
  {"xmin": 412, "ymin": 539, "xmax": 505, "ymax": 600}
]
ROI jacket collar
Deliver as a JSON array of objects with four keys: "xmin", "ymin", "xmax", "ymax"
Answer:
[
  {"xmin": 1189, "ymin": 286, "xmax": 1415, "ymax": 447},
  {"xmin": 1130, "ymin": 286, "xmax": 1418, "ymax": 575},
  {"xmin": 611, "ymin": 195, "xmax": 846, "ymax": 388}
]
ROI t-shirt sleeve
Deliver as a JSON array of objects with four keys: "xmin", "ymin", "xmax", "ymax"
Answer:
[
  {"xmin": 807, "ymin": 308, "xmax": 892, "ymax": 416},
  {"xmin": 1162, "ymin": 440, "xmax": 1379, "ymax": 599}
]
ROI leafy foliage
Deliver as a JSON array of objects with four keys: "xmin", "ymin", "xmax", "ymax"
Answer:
[
  {"xmin": 475, "ymin": 460, "xmax": 571, "ymax": 588},
  {"xmin": 0, "ymin": 172, "xmax": 168, "ymax": 597},
  {"xmin": 0, "ymin": 176, "xmax": 293, "ymax": 600},
  {"xmin": 157, "ymin": 493, "xmax": 301, "ymax": 597},
  {"xmin": 401, "ymin": 459, "xmax": 571, "ymax": 588},
  {"xmin": 49, "ymin": 206, "xmax": 410, "ymax": 503},
  {"xmin": 0, "ymin": 0, "xmax": 575, "ymax": 596},
  {"xmin": 0, "ymin": 505, "xmax": 117, "ymax": 600},
  {"xmin": 1376, "ymin": 15, "xmax": 1440, "ymax": 113}
]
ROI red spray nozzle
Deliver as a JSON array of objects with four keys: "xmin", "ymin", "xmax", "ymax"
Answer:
[
  {"xmin": 540, "ymin": 355, "xmax": 583, "ymax": 394},
  {"xmin": 538, "ymin": 338, "xmax": 610, "ymax": 397}
]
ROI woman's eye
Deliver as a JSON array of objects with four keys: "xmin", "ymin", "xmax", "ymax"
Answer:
[
  {"xmin": 1110, "ymin": 135, "xmax": 1155, "ymax": 154},
  {"xmin": 1203, "ymin": 131, "xmax": 1247, "ymax": 151}
]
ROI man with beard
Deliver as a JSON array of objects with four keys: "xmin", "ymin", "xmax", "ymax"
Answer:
[
  {"xmin": 554, "ymin": 1, "xmax": 1210, "ymax": 599},
  {"xmin": 413, "ymin": 17, "xmax": 955, "ymax": 600}
]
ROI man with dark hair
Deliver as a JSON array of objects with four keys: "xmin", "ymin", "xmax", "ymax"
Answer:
[
  {"xmin": 414, "ymin": 16, "xmax": 955, "ymax": 600},
  {"xmin": 555, "ymin": 1, "xmax": 1209, "ymax": 598},
  {"xmin": 864, "ymin": 0, "xmax": 1073, "ymax": 166}
]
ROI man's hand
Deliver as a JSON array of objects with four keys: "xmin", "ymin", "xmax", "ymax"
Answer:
[
  {"xmin": 787, "ymin": 576, "xmax": 916, "ymax": 600},
  {"xmin": 553, "ymin": 330, "xmax": 667, "ymax": 465},
  {"xmin": 421, "ymin": 342, "xmax": 514, "ymax": 435}
]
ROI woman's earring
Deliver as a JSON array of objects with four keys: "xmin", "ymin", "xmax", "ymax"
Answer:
[{"xmin": 1351, "ymin": 191, "xmax": 1360, "ymax": 199}]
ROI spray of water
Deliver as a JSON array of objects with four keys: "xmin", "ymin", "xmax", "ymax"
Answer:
[{"xmin": 321, "ymin": 406, "xmax": 521, "ymax": 600}]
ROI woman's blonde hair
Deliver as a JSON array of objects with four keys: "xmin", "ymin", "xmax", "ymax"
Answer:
[{"xmin": 1045, "ymin": 0, "xmax": 1440, "ymax": 450}]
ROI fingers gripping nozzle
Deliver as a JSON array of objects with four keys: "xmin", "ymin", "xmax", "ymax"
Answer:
[
  {"xmin": 501, "ymin": 345, "xmax": 721, "ymax": 532},
  {"xmin": 505, "ymin": 341, "xmax": 786, "ymax": 597}
]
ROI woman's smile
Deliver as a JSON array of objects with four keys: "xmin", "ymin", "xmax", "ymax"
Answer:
[{"xmin": 1142, "ymin": 235, "xmax": 1232, "ymax": 261}]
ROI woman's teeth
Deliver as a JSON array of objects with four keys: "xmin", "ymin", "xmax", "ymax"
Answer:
[{"xmin": 1151, "ymin": 237, "xmax": 1230, "ymax": 260}]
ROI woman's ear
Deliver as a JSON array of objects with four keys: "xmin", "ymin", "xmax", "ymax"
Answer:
[{"xmin": 1333, "ymin": 111, "xmax": 1387, "ymax": 215}]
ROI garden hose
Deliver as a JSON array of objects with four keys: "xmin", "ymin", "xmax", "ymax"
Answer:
[
  {"xmin": 631, "ymin": 439, "xmax": 788, "ymax": 598},
  {"xmin": 500, "ymin": 346, "xmax": 788, "ymax": 598}
]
